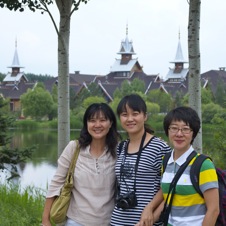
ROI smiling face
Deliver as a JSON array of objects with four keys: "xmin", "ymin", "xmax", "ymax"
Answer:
[
  {"xmin": 168, "ymin": 120, "xmax": 193, "ymax": 154},
  {"xmin": 87, "ymin": 111, "xmax": 112, "ymax": 141},
  {"xmin": 119, "ymin": 104, "xmax": 147, "ymax": 135}
]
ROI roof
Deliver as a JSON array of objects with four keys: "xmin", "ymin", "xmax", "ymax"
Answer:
[
  {"xmin": 3, "ymin": 72, "xmax": 28, "ymax": 83},
  {"xmin": 165, "ymin": 68, "xmax": 189, "ymax": 82},
  {"xmin": 0, "ymin": 80, "xmax": 35, "ymax": 99},
  {"xmin": 170, "ymin": 39, "xmax": 188, "ymax": 64},
  {"xmin": 110, "ymin": 59, "xmax": 138, "ymax": 72},
  {"xmin": 117, "ymin": 29, "xmax": 136, "ymax": 55},
  {"xmin": 8, "ymin": 44, "xmax": 24, "ymax": 68}
]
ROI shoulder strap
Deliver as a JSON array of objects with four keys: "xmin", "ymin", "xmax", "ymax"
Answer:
[
  {"xmin": 190, "ymin": 154, "xmax": 210, "ymax": 197},
  {"xmin": 118, "ymin": 140, "xmax": 125, "ymax": 156},
  {"xmin": 162, "ymin": 152, "xmax": 171, "ymax": 174},
  {"xmin": 161, "ymin": 151, "xmax": 197, "ymax": 225},
  {"xmin": 68, "ymin": 140, "xmax": 80, "ymax": 175}
]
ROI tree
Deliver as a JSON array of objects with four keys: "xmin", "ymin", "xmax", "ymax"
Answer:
[
  {"xmin": 82, "ymin": 96, "xmax": 106, "ymax": 109},
  {"xmin": 215, "ymin": 80, "xmax": 226, "ymax": 108},
  {"xmin": 0, "ymin": 97, "xmax": 34, "ymax": 180},
  {"xmin": 0, "ymin": 0, "xmax": 89, "ymax": 155},
  {"xmin": 201, "ymin": 88, "xmax": 214, "ymax": 105},
  {"xmin": 147, "ymin": 89, "xmax": 173, "ymax": 113},
  {"xmin": 21, "ymin": 86, "xmax": 55, "ymax": 120},
  {"xmin": 188, "ymin": 0, "xmax": 202, "ymax": 152},
  {"xmin": 113, "ymin": 79, "xmax": 145, "ymax": 99},
  {"xmin": 72, "ymin": 83, "xmax": 104, "ymax": 110}
]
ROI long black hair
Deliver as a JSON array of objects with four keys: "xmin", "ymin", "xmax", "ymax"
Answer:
[
  {"xmin": 117, "ymin": 94, "xmax": 154, "ymax": 134},
  {"xmin": 78, "ymin": 103, "xmax": 120, "ymax": 158}
]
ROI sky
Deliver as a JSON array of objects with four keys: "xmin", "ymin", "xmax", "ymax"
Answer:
[{"xmin": 0, "ymin": 0, "xmax": 225, "ymax": 79}]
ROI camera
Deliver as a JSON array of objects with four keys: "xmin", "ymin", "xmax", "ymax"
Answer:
[{"xmin": 116, "ymin": 191, "xmax": 137, "ymax": 209}]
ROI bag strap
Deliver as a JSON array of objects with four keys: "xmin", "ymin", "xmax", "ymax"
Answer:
[
  {"xmin": 67, "ymin": 140, "xmax": 80, "ymax": 179},
  {"xmin": 162, "ymin": 150, "xmax": 197, "ymax": 225},
  {"xmin": 190, "ymin": 154, "xmax": 211, "ymax": 197},
  {"xmin": 162, "ymin": 152, "xmax": 171, "ymax": 174}
]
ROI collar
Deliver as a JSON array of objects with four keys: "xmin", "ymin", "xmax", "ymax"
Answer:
[
  {"xmin": 168, "ymin": 146, "xmax": 194, "ymax": 166},
  {"xmin": 86, "ymin": 145, "xmax": 108, "ymax": 158}
]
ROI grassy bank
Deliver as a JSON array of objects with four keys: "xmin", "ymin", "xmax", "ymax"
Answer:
[{"xmin": 0, "ymin": 183, "xmax": 45, "ymax": 226}]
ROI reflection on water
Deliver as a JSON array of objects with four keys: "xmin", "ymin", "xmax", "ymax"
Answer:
[{"xmin": 0, "ymin": 129, "xmax": 80, "ymax": 191}]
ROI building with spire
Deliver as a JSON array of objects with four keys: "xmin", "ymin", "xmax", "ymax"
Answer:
[
  {"xmin": 94, "ymin": 25, "xmax": 161, "ymax": 101},
  {"xmin": 165, "ymin": 32, "xmax": 189, "ymax": 83},
  {"xmin": 109, "ymin": 24, "xmax": 143, "ymax": 77},
  {"xmin": 0, "ymin": 40, "xmax": 35, "ymax": 112}
]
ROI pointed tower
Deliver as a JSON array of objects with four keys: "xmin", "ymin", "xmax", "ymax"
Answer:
[
  {"xmin": 110, "ymin": 24, "xmax": 142, "ymax": 77},
  {"xmin": 165, "ymin": 32, "xmax": 189, "ymax": 82},
  {"xmin": 3, "ymin": 39, "xmax": 27, "ymax": 84},
  {"xmin": 117, "ymin": 24, "xmax": 136, "ymax": 64},
  {"xmin": 8, "ymin": 39, "xmax": 24, "ymax": 75}
]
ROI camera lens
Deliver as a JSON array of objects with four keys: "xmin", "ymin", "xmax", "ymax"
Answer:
[{"xmin": 117, "ymin": 199, "xmax": 129, "ymax": 209}]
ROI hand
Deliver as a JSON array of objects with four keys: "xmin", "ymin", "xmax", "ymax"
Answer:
[
  {"xmin": 135, "ymin": 204, "xmax": 154, "ymax": 226},
  {"xmin": 41, "ymin": 220, "xmax": 52, "ymax": 226}
]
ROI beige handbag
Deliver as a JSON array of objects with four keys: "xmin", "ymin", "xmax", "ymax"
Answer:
[{"xmin": 50, "ymin": 140, "xmax": 80, "ymax": 224}]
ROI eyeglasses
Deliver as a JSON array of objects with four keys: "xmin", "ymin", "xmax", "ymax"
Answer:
[{"xmin": 168, "ymin": 126, "xmax": 193, "ymax": 134}]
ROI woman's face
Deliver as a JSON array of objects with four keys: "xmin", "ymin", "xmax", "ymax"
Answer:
[
  {"xmin": 119, "ymin": 105, "xmax": 147, "ymax": 135},
  {"xmin": 87, "ymin": 111, "xmax": 112, "ymax": 141},
  {"xmin": 168, "ymin": 120, "xmax": 193, "ymax": 154}
]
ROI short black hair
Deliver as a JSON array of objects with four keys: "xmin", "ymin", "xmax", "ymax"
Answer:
[{"xmin": 163, "ymin": 106, "xmax": 200, "ymax": 144}]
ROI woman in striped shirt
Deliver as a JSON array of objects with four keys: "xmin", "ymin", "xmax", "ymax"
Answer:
[{"xmin": 111, "ymin": 94, "xmax": 171, "ymax": 226}]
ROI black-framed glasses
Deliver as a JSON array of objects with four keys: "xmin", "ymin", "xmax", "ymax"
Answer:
[{"xmin": 168, "ymin": 126, "xmax": 193, "ymax": 134}]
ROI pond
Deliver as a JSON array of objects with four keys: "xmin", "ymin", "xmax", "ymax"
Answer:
[{"xmin": 0, "ymin": 129, "xmax": 214, "ymax": 191}]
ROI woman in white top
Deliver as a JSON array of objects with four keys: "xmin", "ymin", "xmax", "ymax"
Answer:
[{"xmin": 41, "ymin": 103, "xmax": 120, "ymax": 226}]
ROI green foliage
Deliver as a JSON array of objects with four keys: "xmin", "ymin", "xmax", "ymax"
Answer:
[
  {"xmin": 109, "ymin": 97, "xmax": 121, "ymax": 115},
  {"xmin": 202, "ymin": 103, "xmax": 222, "ymax": 123},
  {"xmin": 201, "ymin": 88, "xmax": 214, "ymax": 104},
  {"xmin": 130, "ymin": 78, "xmax": 145, "ymax": 93},
  {"xmin": 82, "ymin": 96, "xmax": 106, "ymax": 109},
  {"xmin": 21, "ymin": 86, "xmax": 55, "ymax": 120},
  {"xmin": 0, "ymin": 184, "xmax": 45, "ymax": 226},
  {"xmin": 204, "ymin": 124, "xmax": 226, "ymax": 168},
  {"xmin": 174, "ymin": 91, "xmax": 185, "ymax": 107},
  {"xmin": 146, "ymin": 102, "xmax": 160, "ymax": 115},
  {"xmin": 211, "ymin": 108, "xmax": 226, "ymax": 124},
  {"xmin": 215, "ymin": 80, "xmax": 226, "ymax": 108},
  {"xmin": 113, "ymin": 79, "xmax": 145, "ymax": 98},
  {"xmin": 73, "ymin": 83, "xmax": 104, "ymax": 110},
  {"xmin": 147, "ymin": 89, "xmax": 173, "ymax": 112},
  {"xmin": 51, "ymin": 84, "xmax": 58, "ymax": 103}
]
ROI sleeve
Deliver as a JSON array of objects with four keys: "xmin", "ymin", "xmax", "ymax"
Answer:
[
  {"xmin": 46, "ymin": 140, "xmax": 77, "ymax": 198},
  {"xmin": 199, "ymin": 158, "xmax": 219, "ymax": 194},
  {"xmin": 154, "ymin": 138, "xmax": 172, "ymax": 169}
]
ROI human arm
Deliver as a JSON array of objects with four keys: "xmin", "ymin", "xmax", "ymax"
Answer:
[
  {"xmin": 41, "ymin": 197, "xmax": 56, "ymax": 226},
  {"xmin": 202, "ymin": 188, "xmax": 219, "ymax": 226},
  {"xmin": 41, "ymin": 141, "xmax": 76, "ymax": 226},
  {"xmin": 135, "ymin": 188, "xmax": 164, "ymax": 226}
]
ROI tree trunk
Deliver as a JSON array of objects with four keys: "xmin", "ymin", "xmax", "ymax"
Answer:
[
  {"xmin": 188, "ymin": 0, "xmax": 202, "ymax": 153},
  {"xmin": 56, "ymin": 1, "xmax": 72, "ymax": 156}
]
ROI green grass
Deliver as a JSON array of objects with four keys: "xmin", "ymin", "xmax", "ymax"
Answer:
[{"xmin": 0, "ymin": 183, "xmax": 45, "ymax": 226}]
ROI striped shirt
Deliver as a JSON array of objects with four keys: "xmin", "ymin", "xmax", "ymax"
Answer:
[
  {"xmin": 111, "ymin": 136, "xmax": 171, "ymax": 226},
  {"xmin": 161, "ymin": 147, "xmax": 218, "ymax": 226}
]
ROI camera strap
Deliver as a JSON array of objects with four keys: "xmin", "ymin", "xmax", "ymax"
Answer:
[{"xmin": 119, "ymin": 130, "xmax": 146, "ymax": 193}]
